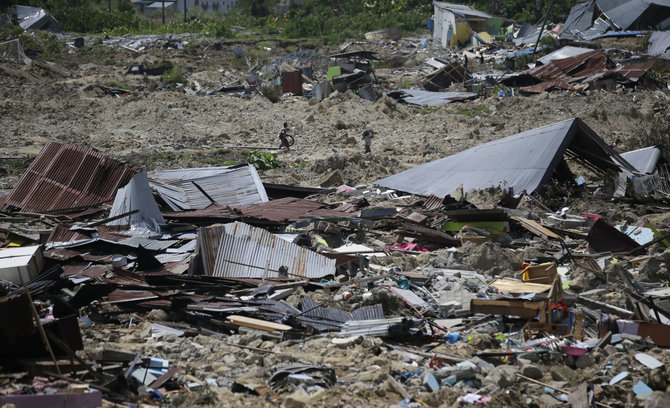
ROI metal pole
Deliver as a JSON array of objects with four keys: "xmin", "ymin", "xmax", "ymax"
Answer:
[
  {"xmin": 162, "ymin": 0, "xmax": 165, "ymax": 25},
  {"xmin": 532, "ymin": 0, "xmax": 555, "ymax": 56},
  {"xmin": 184, "ymin": 0, "xmax": 187, "ymax": 22}
]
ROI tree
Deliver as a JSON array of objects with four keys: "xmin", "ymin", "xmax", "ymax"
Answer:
[{"xmin": 236, "ymin": 0, "xmax": 276, "ymax": 17}]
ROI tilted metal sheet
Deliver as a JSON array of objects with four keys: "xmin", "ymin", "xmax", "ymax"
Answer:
[
  {"xmin": 206, "ymin": 222, "xmax": 335, "ymax": 279},
  {"xmin": 375, "ymin": 118, "xmax": 628, "ymax": 197},
  {"xmin": 150, "ymin": 164, "xmax": 268, "ymax": 210},
  {"xmin": 2, "ymin": 142, "xmax": 136, "ymax": 213},
  {"xmin": 620, "ymin": 146, "xmax": 662, "ymax": 174},
  {"xmin": 107, "ymin": 172, "xmax": 165, "ymax": 227},
  {"xmin": 198, "ymin": 224, "xmax": 227, "ymax": 276}
]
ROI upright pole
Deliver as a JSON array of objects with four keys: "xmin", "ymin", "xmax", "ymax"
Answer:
[
  {"xmin": 532, "ymin": 0, "xmax": 555, "ymax": 56},
  {"xmin": 162, "ymin": 0, "xmax": 166, "ymax": 25},
  {"xmin": 183, "ymin": 0, "xmax": 187, "ymax": 22}
]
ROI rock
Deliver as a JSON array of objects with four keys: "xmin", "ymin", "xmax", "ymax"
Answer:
[
  {"xmin": 575, "ymin": 354, "xmax": 595, "ymax": 369},
  {"xmin": 145, "ymin": 309, "xmax": 168, "ymax": 321},
  {"xmin": 550, "ymin": 365, "xmax": 575, "ymax": 382},
  {"xmin": 518, "ymin": 359, "xmax": 543, "ymax": 380},
  {"xmin": 662, "ymin": 248, "xmax": 670, "ymax": 264},
  {"xmin": 638, "ymin": 257, "xmax": 665, "ymax": 282}
]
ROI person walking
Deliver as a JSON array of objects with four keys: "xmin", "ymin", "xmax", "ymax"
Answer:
[
  {"xmin": 362, "ymin": 129, "xmax": 374, "ymax": 154},
  {"xmin": 278, "ymin": 122, "xmax": 290, "ymax": 151}
]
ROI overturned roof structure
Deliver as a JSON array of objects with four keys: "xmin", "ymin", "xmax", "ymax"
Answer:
[
  {"xmin": 198, "ymin": 222, "xmax": 335, "ymax": 279},
  {"xmin": 150, "ymin": 164, "xmax": 268, "ymax": 211},
  {"xmin": 9, "ymin": 5, "xmax": 61, "ymax": 32},
  {"xmin": 560, "ymin": 0, "xmax": 670, "ymax": 40},
  {"xmin": 2, "ymin": 142, "xmax": 136, "ymax": 213},
  {"xmin": 375, "ymin": 118, "xmax": 636, "ymax": 197}
]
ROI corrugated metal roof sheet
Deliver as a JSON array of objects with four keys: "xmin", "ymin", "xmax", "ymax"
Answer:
[
  {"xmin": 648, "ymin": 31, "xmax": 670, "ymax": 58},
  {"xmin": 2, "ymin": 142, "xmax": 136, "ymax": 213},
  {"xmin": 537, "ymin": 46, "xmax": 594, "ymax": 65},
  {"xmin": 150, "ymin": 164, "xmax": 268, "ymax": 211},
  {"xmin": 620, "ymin": 146, "xmax": 662, "ymax": 174},
  {"xmin": 164, "ymin": 197, "xmax": 350, "ymax": 224},
  {"xmin": 433, "ymin": 1, "xmax": 493, "ymax": 19},
  {"xmin": 375, "ymin": 118, "xmax": 634, "ymax": 197},
  {"xmin": 199, "ymin": 222, "xmax": 335, "ymax": 279},
  {"xmin": 107, "ymin": 172, "xmax": 164, "ymax": 228},
  {"xmin": 394, "ymin": 89, "xmax": 478, "ymax": 106}
]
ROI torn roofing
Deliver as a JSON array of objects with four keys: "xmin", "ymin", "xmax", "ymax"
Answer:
[
  {"xmin": 596, "ymin": 0, "xmax": 670, "ymax": 31},
  {"xmin": 150, "ymin": 164, "xmax": 268, "ymax": 211},
  {"xmin": 198, "ymin": 222, "xmax": 335, "ymax": 279},
  {"xmin": 389, "ymin": 89, "xmax": 478, "ymax": 106},
  {"xmin": 648, "ymin": 31, "xmax": 670, "ymax": 58},
  {"xmin": 560, "ymin": 0, "xmax": 596, "ymax": 38},
  {"xmin": 374, "ymin": 118, "xmax": 635, "ymax": 197},
  {"xmin": 108, "ymin": 172, "xmax": 165, "ymax": 227},
  {"xmin": 2, "ymin": 142, "xmax": 136, "ymax": 213},
  {"xmin": 164, "ymin": 197, "xmax": 350, "ymax": 224},
  {"xmin": 620, "ymin": 146, "xmax": 662, "ymax": 173},
  {"xmin": 433, "ymin": 1, "xmax": 493, "ymax": 19},
  {"xmin": 537, "ymin": 46, "xmax": 594, "ymax": 65}
]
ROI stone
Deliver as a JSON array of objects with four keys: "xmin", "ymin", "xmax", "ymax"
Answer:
[
  {"xmin": 575, "ymin": 354, "xmax": 595, "ymax": 369},
  {"xmin": 550, "ymin": 365, "xmax": 575, "ymax": 382},
  {"xmin": 145, "ymin": 309, "xmax": 168, "ymax": 321},
  {"xmin": 639, "ymin": 257, "xmax": 665, "ymax": 282}
]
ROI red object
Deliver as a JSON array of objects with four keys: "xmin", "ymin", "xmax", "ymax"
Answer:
[{"xmin": 583, "ymin": 213, "xmax": 603, "ymax": 221}]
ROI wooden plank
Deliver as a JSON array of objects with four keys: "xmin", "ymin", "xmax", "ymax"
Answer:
[
  {"xmin": 226, "ymin": 315, "xmax": 292, "ymax": 332},
  {"xmin": 149, "ymin": 366, "xmax": 179, "ymax": 389},
  {"xmin": 470, "ymin": 298, "xmax": 541, "ymax": 318},
  {"xmin": 490, "ymin": 279, "xmax": 552, "ymax": 294},
  {"xmin": 511, "ymin": 216, "xmax": 559, "ymax": 239}
]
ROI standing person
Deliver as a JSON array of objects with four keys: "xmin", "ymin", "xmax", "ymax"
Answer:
[
  {"xmin": 278, "ymin": 122, "xmax": 290, "ymax": 151},
  {"xmin": 362, "ymin": 129, "xmax": 374, "ymax": 154}
]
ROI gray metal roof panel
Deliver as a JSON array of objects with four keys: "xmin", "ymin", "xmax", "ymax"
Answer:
[
  {"xmin": 433, "ymin": 1, "xmax": 493, "ymax": 19},
  {"xmin": 397, "ymin": 89, "xmax": 477, "ymax": 106},
  {"xmin": 648, "ymin": 31, "xmax": 670, "ymax": 56},
  {"xmin": 537, "ymin": 46, "xmax": 594, "ymax": 65},
  {"xmin": 560, "ymin": 0, "xmax": 596, "ymax": 37},
  {"xmin": 620, "ymin": 146, "xmax": 662, "ymax": 173},
  {"xmin": 150, "ymin": 164, "xmax": 268, "ymax": 210},
  {"xmin": 200, "ymin": 222, "xmax": 335, "ymax": 279},
  {"xmin": 108, "ymin": 172, "xmax": 165, "ymax": 227},
  {"xmin": 374, "ymin": 118, "xmax": 629, "ymax": 197}
]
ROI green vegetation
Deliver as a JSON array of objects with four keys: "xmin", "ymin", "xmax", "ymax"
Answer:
[
  {"xmin": 245, "ymin": 150, "xmax": 280, "ymax": 170},
  {"xmin": 0, "ymin": 21, "xmax": 64, "ymax": 60},
  {"xmin": 160, "ymin": 64, "xmax": 186, "ymax": 85},
  {"xmin": 470, "ymin": 0, "xmax": 574, "ymax": 24},
  {"xmin": 105, "ymin": 80, "xmax": 135, "ymax": 90},
  {"xmin": 2, "ymin": 0, "xmax": 574, "ymax": 43}
]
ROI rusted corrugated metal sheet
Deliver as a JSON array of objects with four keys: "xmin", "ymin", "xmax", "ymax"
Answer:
[
  {"xmin": 2, "ymin": 142, "xmax": 136, "ymax": 213},
  {"xmin": 518, "ymin": 50, "xmax": 653, "ymax": 93},
  {"xmin": 165, "ymin": 197, "xmax": 350, "ymax": 224},
  {"xmin": 199, "ymin": 222, "xmax": 335, "ymax": 279},
  {"xmin": 422, "ymin": 195, "xmax": 444, "ymax": 210},
  {"xmin": 281, "ymin": 71, "xmax": 302, "ymax": 95}
]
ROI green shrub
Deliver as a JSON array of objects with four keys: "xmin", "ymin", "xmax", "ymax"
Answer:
[
  {"xmin": 160, "ymin": 65, "xmax": 186, "ymax": 84},
  {"xmin": 246, "ymin": 150, "xmax": 280, "ymax": 170}
]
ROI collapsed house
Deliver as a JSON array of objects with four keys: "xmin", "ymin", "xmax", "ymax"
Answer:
[
  {"xmin": 7, "ymin": 5, "xmax": 62, "ymax": 32},
  {"xmin": 432, "ymin": 1, "xmax": 494, "ymax": 47},
  {"xmin": 502, "ymin": 48, "xmax": 654, "ymax": 93},
  {"xmin": 375, "ymin": 117, "xmax": 635, "ymax": 197},
  {"xmin": 560, "ymin": 0, "xmax": 670, "ymax": 41}
]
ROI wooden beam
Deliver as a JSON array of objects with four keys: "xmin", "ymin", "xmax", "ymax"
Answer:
[{"xmin": 470, "ymin": 298, "xmax": 541, "ymax": 319}]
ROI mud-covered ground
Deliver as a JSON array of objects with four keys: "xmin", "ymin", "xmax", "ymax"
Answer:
[{"xmin": 2, "ymin": 34, "xmax": 670, "ymax": 192}]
